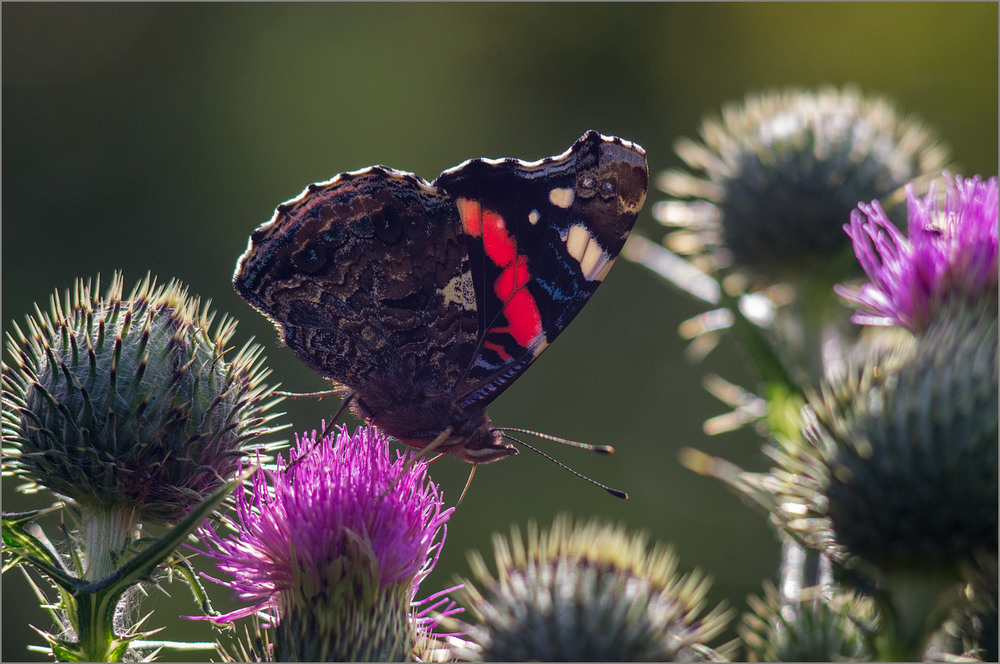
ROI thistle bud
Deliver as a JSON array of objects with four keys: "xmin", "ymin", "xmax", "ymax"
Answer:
[
  {"xmin": 2, "ymin": 274, "xmax": 281, "ymax": 526},
  {"xmin": 738, "ymin": 582, "xmax": 876, "ymax": 662},
  {"xmin": 655, "ymin": 86, "xmax": 949, "ymax": 283},
  {"xmin": 815, "ymin": 309, "xmax": 997, "ymax": 579},
  {"xmin": 452, "ymin": 515, "xmax": 731, "ymax": 661}
]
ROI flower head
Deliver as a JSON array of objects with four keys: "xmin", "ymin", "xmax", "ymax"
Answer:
[
  {"xmin": 655, "ymin": 86, "xmax": 949, "ymax": 283},
  {"xmin": 452, "ymin": 514, "xmax": 731, "ymax": 661},
  {"xmin": 819, "ymin": 326, "xmax": 997, "ymax": 577},
  {"xmin": 837, "ymin": 173, "xmax": 999, "ymax": 332},
  {"xmin": 768, "ymin": 313, "xmax": 997, "ymax": 581},
  {"xmin": 197, "ymin": 424, "xmax": 454, "ymax": 661},
  {"xmin": 2, "ymin": 274, "xmax": 280, "ymax": 525},
  {"xmin": 739, "ymin": 582, "xmax": 876, "ymax": 662}
]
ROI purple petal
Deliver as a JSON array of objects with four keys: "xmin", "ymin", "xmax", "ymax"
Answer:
[
  {"xmin": 194, "ymin": 424, "xmax": 454, "ymax": 624},
  {"xmin": 839, "ymin": 173, "xmax": 998, "ymax": 332}
]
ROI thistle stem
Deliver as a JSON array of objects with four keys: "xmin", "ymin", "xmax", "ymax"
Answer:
[
  {"xmin": 718, "ymin": 289, "xmax": 806, "ymax": 444},
  {"xmin": 873, "ymin": 570, "xmax": 963, "ymax": 662},
  {"xmin": 78, "ymin": 502, "xmax": 140, "ymax": 581},
  {"xmin": 61, "ymin": 501, "xmax": 142, "ymax": 662}
]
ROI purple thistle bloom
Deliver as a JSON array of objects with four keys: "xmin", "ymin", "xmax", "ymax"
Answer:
[
  {"xmin": 196, "ymin": 424, "xmax": 455, "ymax": 660},
  {"xmin": 837, "ymin": 173, "xmax": 998, "ymax": 332}
]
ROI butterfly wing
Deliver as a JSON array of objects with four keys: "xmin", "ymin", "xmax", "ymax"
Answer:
[
  {"xmin": 233, "ymin": 167, "xmax": 481, "ymax": 405},
  {"xmin": 433, "ymin": 130, "xmax": 648, "ymax": 410}
]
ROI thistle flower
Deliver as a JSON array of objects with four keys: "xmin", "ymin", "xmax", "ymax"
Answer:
[
  {"xmin": 1, "ymin": 273, "xmax": 280, "ymax": 660},
  {"xmin": 2, "ymin": 274, "xmax": 278, "ymax": 530},
  {"xmin": 655, "ymin": 86, "xmax": 949, "ymax": 282},
  {"xmin": 196, "ymin": 424, "xmax": 454, "ymax": 662},
  {"xmin": 738, "ymin": 581, "xmax": 876, "ymax": 662},
  {"xmin": 821, "ymin": 173, "xmax": 998, "ymax": 582},
  {"xmin": 452, "ymin": 514, "xmax": 731, "ymax": 661},
  {"xmin": 746, "ymin": 317, "xmax": 997, "ymax": 659},
  {"xmin": 837, "ymin": 173, "xmax": 999, "ymax": 332}
]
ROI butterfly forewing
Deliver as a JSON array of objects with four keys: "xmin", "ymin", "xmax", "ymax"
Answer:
[{"xmin": 434, "ymin": 131, "xmax": 648, "ymax": 407}]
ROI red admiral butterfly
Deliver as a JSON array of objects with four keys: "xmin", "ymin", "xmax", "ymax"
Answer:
[{"xmin": 235, "ymin": 130, "xmax": 647, "ymax": 470}]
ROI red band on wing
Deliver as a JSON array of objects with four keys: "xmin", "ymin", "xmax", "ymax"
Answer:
[
  {"xmin": 494, "ymin": 257, "xmax": 542, "ymax": 344},
  {"xmin": 458, "ymin": 197, "xmax": 518, "ymax": 267},
  {"xmin": 483, "ymin": 339, "xmax": 513, "ymax": 362},
  {"xmin": 481, "ymin": 209, "xmax": 517, "ymax": 267},
  {"xmin": 457, "ymin": 197, "xmax": 545, "ymax": 355},
  {"xmin": 500, "ymin": 289, "xmax": 543, "ymax": 345},
  {"xmin": 495, "ymin": 256, "xmax": 531, "ymax": 296},
  {"xmin": 457, "ymin": 198, "xmax": 483, "ymax": 237}
]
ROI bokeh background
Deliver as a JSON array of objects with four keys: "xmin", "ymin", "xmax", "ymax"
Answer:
[{"xmin": 3, "ymin": 3, "xmax": 997, "ymax": 659}]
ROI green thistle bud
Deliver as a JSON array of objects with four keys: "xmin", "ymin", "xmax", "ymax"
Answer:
[
  {"xmin": 814, "ymin": 306, "xmax": 997, "ymax": 577},
  {"xmin": 2, "ymin": 274, "xmax": 281, "ymax": 527},
  {"xmin": 636, "ymin": 88, "xmax": 951, "ymax": 393},
  {"xmin": 774, "ymin": 305, "xmax": 999, "ymax": 660},
  {"xmin": 656, "ymin": 86, "xmax": 949, "ymax": 283},
  {"xmin": 738, "ymin": 582, "xmax": 876, "ymax": 662},
  {"xmin": 452, "ymin": 514, "xmax": 731, "ymax": 662}
]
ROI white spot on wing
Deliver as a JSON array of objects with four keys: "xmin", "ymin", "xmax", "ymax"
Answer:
[
  {"xmin": 563, "ymin": 223, "xmax": 613, "ymax": 281},
  {"xmin": 528, "ymin": 209, "xmax": 540, "ymax": 225},
  {"xmin": 565, "ymin": 224, "xmax": 589, "ymax": 263},
  {"xmin": 439, "ymin": 270, "xmax": 475, "ymax": 307},
  {"xmin": 548, "ymin": 187, "xmax": 575, "ymax": 209},
  {"xmin": 580, "ymin": 238, "xmax": 605, "ymax": 278}
]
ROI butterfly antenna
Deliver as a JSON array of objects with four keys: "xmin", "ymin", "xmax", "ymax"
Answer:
[
  {"xmin": 327, "ymin": 391, "xmax": 356, "ymax": 426},
  {"xmin": 498, "ymin": 431, "xmax": 628, "ymax": 499},
  {"xmin": 496, "ymin": 427, "xmax": 616, "ymax": 454},
  {"xmin": 273, "ymin": 387, "xmax": 343, "ymax": 399}
]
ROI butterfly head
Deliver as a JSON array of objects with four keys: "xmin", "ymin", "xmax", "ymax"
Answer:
[
  {"xmin": 454, "ymin": 423, "xmax": 519, "ymax": 464},
  {"xmin": 358, "ymin": 392, "xmax": 518, "ymax": 465}
]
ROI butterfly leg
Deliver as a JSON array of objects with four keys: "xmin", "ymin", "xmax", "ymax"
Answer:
[
  {"xmin": 457, "ymin": 465, "xmax": 477, "ymax": 506},
  {"xmin": 273, "ymin": 388, "xmax": 344, "ymax": 399},
  {"xmin": 377, "ymin": 427, "xmax": 454, "ymax": 501}
]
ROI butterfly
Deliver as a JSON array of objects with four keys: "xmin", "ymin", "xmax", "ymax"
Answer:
[{"xmin": 234, "ymin": 130, "xmax": 647, "ymax": 483}]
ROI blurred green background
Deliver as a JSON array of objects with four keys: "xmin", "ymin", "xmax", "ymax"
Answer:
[{"xmin": 3, "ymin": 3, "xmax": 997, "ymax": 660}]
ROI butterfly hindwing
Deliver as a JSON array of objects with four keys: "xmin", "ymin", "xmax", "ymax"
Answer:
[{"xmin": 234, "ymin": 167, "xmax": 481, "ymax": 401}]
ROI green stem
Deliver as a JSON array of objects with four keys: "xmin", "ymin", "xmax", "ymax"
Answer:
[
  {"xmin": 59, "ymin": 503, "xmax": 141, "ymax": 660},
  {"xmin": 719, "ymin": 289, "xmax": 806, "ymax": 444},
  {"xmin": 77, "ymin": 502, "xmax": 140, "ymax": 581},
  {"xmin": 7, "ymin": 475, "xmax": 246, "ymax": 661},
  {"xmin": 790, "ymin": 256, "xmax": 858, "ymax": 383},
  {"xmin": 872, "ymin": 570, "xmax": 963, "ymax": 661},
  {"xmin": 69, "ymin": 585, "xmax": 132, "ymax": 662}
]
